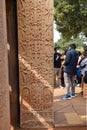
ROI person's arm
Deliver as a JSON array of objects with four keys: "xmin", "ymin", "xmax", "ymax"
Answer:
[
  {"xmin": 54, "ymin": 53, "xmax": 59, "ymax": 61},
  {"xmin": 64, "ymin": 52, "xmax": 72, "ymax": 66},
  {"xmin": 80, "ymin": 58, "xmax": 87, "ymax": 68}
]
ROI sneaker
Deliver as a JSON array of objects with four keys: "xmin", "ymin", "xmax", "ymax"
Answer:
[
  {"xmin": 77, "ymin": 84, "xmax": 80, "ymax": 87},
  {"xmin": 59, "ymin": 85, "xmax": 64, "ymax": 88},
  {"xmin": 71, "ymin": 93, "xmax": 75, "ymax": 97},
  {"xmin": 62, "ymin": 94, "xmax": 71, "ymax": 100}
]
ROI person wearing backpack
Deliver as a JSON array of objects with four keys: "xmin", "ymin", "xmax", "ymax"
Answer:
[{"xmin": 62, "ymin": 44, "xmax": 79, "ymax": 100}]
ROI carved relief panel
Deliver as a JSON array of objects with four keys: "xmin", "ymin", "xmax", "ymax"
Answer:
[{"xmin": 17, "ymin": 0, "xmax": 54, "ymax": 128}]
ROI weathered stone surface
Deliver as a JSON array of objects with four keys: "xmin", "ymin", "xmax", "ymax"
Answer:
[
  {"xmin": 17, "ymin": 0, "xmax": 54, "ymax": 128},
  {"xmin": 0, "ymin": 0, "xmax": 10, "ymax": 130}
]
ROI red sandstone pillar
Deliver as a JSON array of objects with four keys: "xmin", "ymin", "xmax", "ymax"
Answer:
[
  {"xmin": 0, "ymin": 0, "xmax": 10, "ymax": 130},
  {"xmin": 17, "ymin": 0, "xmax": 54, "ymax": 128}
]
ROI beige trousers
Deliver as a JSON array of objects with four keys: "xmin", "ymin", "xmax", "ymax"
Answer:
[{"xmin": 54, "ymin": 68, "xmax": 61, "ymax": 87}]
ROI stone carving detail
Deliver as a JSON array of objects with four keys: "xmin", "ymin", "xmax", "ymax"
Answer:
[{"xmin": 17, "ymin": 0, "xmax": 53, "ymax": 128}]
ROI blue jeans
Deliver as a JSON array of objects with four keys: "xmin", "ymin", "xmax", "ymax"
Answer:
[{"xmin": 64, "ymin": 72, "xmax": 76, "ymax": 95}]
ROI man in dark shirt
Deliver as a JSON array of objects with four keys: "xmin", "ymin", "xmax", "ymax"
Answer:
[
  {"xmin": 62, "ymin": 44, "xmax": 79, "ymax": 100},
  {"xmin": 54, "ymin": 47, "xmax": 62, "ymax": 87}
]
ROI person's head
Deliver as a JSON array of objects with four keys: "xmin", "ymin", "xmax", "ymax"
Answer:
[
  {"xmin": 54, "ymin": 47, "xmax": 60, "ymax": 52},
  {"xmin": 83, "ymin": 50, "xmax": 87, "ymax": 57},
  {"xmin": 62, "ymin": 50, "xmax": 66, "ymax": 55},
  {"xmin": 83, "ymin": 46, "xmax": 87, "ymax": 51},
  {"xmin": 78, "ymin": 51, "xmax": 81, "ymax": 56},
  {"xmin": 69, "ymin": 44, "xmax": 76, "ymax": 50}
]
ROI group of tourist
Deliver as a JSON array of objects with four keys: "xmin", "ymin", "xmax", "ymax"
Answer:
[{"xmin": 54, "ymin": 44, "xmax": 87, "ymax": 100}]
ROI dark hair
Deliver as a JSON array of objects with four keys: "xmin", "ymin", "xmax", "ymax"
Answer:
[
  {"xmin": 78, "ymin": 51, "xmax": 81, "ymax": 56},
  {"xmin": 83, "ymin": 50, "xmax": 87, "ymax": 56},
  {"xmin": 54, "ymin": 46, "xmax": 60, "ymax": 51},
  {"xmin": 83, "ymin": 46, "xmax": 87, "ymax": 51},
  {"xmin": 69, "ymin": 44, "xmax": 76, "ymax": 49}
]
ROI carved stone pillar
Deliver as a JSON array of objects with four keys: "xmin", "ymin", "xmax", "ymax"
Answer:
[
  {"xmin": 0, "ymin": 0, "xmax": 10, "ymax": 130},
  {"xmin": 17, "ymin": 0, "xmax": 54, "ymax": 128}
]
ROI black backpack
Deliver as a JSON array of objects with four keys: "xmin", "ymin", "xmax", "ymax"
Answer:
[{"xmin": 83, "ymin": 71, "xmax": 87, "ymax": 84}]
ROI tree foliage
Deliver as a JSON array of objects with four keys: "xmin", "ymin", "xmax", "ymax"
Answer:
[
  {"xmin": 54, "ymin": 36, "xmax": 85, "ymax": 51},
  {"xmin": 54, "ymin": 0, "xmax": 87, "ymax": 39}
]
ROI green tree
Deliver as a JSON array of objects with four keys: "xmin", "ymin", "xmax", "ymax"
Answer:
[
  {"xmin": 54, "ymin": 0, "xmax": 87, "ymax": 39},
  {"xmin": 54, "ymin": 36, "xmax": 85, "ymax": 51}
]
